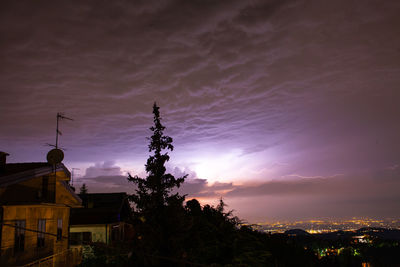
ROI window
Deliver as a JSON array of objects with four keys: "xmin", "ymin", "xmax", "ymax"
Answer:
[
  {"xmin": 37, "ymin": 219, "xmax": 46, "ymax": 248},
  {"xmin": 14, "ymin": 220, "xmax": 25, "ymax": 253},
  {"xmin": 57, "ymin": 218, "xmax": 62, "ymax": 241},
  {"xmin": 83, "ymin": 232, "xmax": 91, "ymax": 243},
  {"xmin": 111, "ymin": 225, "xmax": 120, "ymax": 241},
  {"xmin": 70, "ymin": 232, "xmax": 91, "ymax": 245}
]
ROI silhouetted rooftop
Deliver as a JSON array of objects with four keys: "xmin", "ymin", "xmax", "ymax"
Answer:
[
  {"xmin": 78, "ymin": 192, "xmax": 128, "ymax": 209},
  {"xmin": 0, "ymin": 162, "xmax": 70, "ymax": 187},
  {"xmin": 1, "ymin": 162, "xmax": 51, "ymax": 176},
  {"xmin": 70, "ymin": 192, "xmax": 131, "ymax": 225}
]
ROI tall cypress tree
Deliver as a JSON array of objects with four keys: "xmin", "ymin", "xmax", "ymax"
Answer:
[
  {"xmin": 79, "ymin": 183, "xmax": 88, "ymax": 194},
  {"xmin": 128, "ymin": 102, "xmax": 187, "ymax": 265}
]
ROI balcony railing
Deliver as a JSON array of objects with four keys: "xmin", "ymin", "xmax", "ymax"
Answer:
[{"xmin": 22, "ymin": 247, "xmax": 82, "ymax": 267}]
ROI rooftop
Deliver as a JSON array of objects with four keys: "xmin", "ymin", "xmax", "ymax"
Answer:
[
  {"xmin": 70, "ymin": 192, "xmax": 131, "ymax": 225},
  {"xmin": 0, "ymin": 162, "xmax": 70, "ymax": 187}
]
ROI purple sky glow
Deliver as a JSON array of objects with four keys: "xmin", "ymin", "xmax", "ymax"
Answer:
[{"xmin": 1, "ymin": 0, "xmax": 400, "ymax": 223}]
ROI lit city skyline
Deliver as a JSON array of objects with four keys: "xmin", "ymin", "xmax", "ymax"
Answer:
[{"xmin": 255, "ymin": 218, "xmax": 400, "ymax": 233}]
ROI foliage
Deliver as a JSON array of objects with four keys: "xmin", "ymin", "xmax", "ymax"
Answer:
[
  {"xmin": 79, "ymin": 243, "xmax": 130, "ymax": 267},
  {"xmin": 128, "ymin": 102, "xmax": 186, "ymax": 211},
  {"xmin": 79, "ymin": 183, "xmax": 88, "ymax": 194},
  {"xmin": 183, "ymin": 198, "xmax": 318, "ymax": 266},
  {"xmin": 127, "ymin": 102, "xmax": 187, "ymax": 265}
]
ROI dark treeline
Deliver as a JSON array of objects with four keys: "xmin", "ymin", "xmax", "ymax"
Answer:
[
  {"xmin": 79, "ymin": 104, "xmax": 400, "ymax": 267},
  {"xmin": 81, "ymin": 198, "xmax": 318, "ymax": 266}
]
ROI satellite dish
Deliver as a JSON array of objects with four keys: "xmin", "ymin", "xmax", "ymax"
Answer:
[{"xmin": 47, "ymin": 149, "xmax": 64, "ymax": 164}]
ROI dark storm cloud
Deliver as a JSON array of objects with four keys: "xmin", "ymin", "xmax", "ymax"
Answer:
[
  {"xmin": 225, "ymin": 167, "xmax": 400, "ymax": 221},
  {"xmin": 79, "ymin": 164, "xmax": 233, "ymax": 197},
  {"xmin": 78, "ymin": 165, "xmax": 400, "ymax": 221},
  {"xmin": 77, "ymin": 175, "xmax": 131, "ymax": 194},
  {"xmin": 179, "ymin": 179, "xmax": 234, "ymax": 198},
  {"xmin": 226, "ymin": 168, "xmax": 400, "ymax": 198},
  {"xmin": 2, "ymin": 0, "xmax": 399, "ymax": 159},
  {"xmin": 78, "ymin": 174, "xmax": 233, "ymax": 198}
]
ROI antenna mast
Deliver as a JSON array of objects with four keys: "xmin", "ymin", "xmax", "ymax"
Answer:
[
  {"xmin": 55, "ymin": 112, "xmax": 73, "ymax": 149},
  {"xmin": 71, "ymin": 168, "xmax": 80, "ymax": 186}
]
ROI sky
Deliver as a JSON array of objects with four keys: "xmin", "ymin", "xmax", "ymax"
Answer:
[{"xmin": 1, "ymin": 0, "xmax": 400, "ymax": 223}]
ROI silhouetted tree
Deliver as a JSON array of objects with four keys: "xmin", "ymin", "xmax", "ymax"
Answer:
[
  {"xmin": 128, "ymin": 102, "xmax": 186, "ymax": 210},
  {"xmin": 120, "ymin": 103, "xmax": 319, "ymax": 267},
  {"xmin": 79, "ymin": 183, "xmax": 88, "ymax": 194},
  {"xmin": 128, "ymin": 102, "xmax": 187, "ymax": 265}
]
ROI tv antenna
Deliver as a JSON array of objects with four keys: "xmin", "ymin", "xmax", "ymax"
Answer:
[
  {"xmin": 45, "ymin": 112, "xmax": 73, "ymax": 167},
  {"xmin": 71, "ymin": 168, "xmax": 80, "ymax": 186},
  {"xmin": 44, "ymin": 143, "xmax": 67, "ymax": 151},
  {"xmin": 55, "ymin": 112, "xmax": 73, "ymax": 149}
]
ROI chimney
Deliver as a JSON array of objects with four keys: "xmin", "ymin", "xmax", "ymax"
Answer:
[{"xmin": 0, "ymin": 152, "xmax": 9, "ymax": 173}]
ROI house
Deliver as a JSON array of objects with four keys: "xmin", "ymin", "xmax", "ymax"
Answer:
[
  {"xmin": 70, "ymin": 192, "xmax": 133, "ymax": 247},
  {"xmin": 0, "ymin": 152, "xmax": 82, "ymax": 266}
]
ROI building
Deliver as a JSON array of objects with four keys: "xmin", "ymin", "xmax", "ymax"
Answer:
[
  {"xmin": 0, "ymin": 152, "xmax": 82, "ymax": 266},
  {"xmin": 70, "ymin": 192, "xmax": 133, "ymax": 247}
]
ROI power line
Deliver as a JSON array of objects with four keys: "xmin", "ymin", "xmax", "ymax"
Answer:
[{"xmin": 0, "ymin": 222, "xmax": 68, "ymax": 250}]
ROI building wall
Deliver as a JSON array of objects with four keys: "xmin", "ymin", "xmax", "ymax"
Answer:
[
  {"xmin": 70, "ymin": 222, "xmax": 134, "ymax": 246},
  {"xmin": 0, "ymin": 204, "xmax": 70, "ymax": 266},
  {"xmin": 0, "ymin": 169, "xmax": 81, "ymax": 266},
  {"xmin": 0, "ymin": 175, "xmax": 56, "ymax": 203},
  {"xmin": 0, "ymin": 170, "xmax": 77, "ymax": 206},
  {"xmin": 70, "ymin": 224, "xmax": 109, "ymax": 244},
  {"xmin": 55, "ymin": 179, "xmax": 81, "ymax": 207}
]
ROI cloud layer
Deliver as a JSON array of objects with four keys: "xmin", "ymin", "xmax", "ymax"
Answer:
[{"xmin": 78, "ymin": 164, "xmax": 400, "ymax": 222}]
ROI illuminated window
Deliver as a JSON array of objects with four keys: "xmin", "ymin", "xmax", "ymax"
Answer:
[
  {"xmin": 57, "ymin": 219, "xmax": 62, "ymax": 241},
  {"xmin": 37, "ymin": 219, "xmax": 46, "ymax": 247},
  {"xmin": 14, "ymin": 220, "xmax": 25, "ymax": 253}
]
